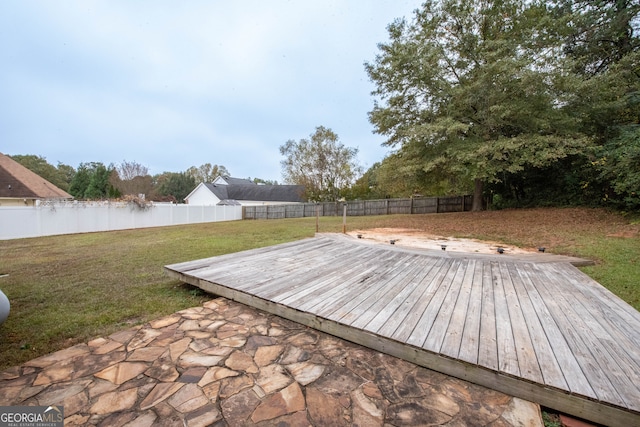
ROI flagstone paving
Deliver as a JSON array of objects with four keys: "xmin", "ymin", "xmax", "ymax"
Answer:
[{"xmin": 0, "ymin": 298, "xmax": 543, "ymax": 426}]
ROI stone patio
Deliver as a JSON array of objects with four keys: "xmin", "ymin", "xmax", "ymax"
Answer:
[{"xmin": 0, "ymin": 297, "xmax": 543, "ymax": 426}]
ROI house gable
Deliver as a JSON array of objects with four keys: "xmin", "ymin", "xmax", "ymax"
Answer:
[
  {"xmin": 184, "ymin": 182, "xmax": 223, "ymax": 205},
  {"xmin": 0, "ymin": 153, "xmax": 72, "ymax": 201}
]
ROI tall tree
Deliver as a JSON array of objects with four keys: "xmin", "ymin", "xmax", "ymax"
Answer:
[
  {"xmin": 68, "ymin": 164, "xmax": 91, "ymax": 199},
  {"xmin": 56, "ymin": 163, "xmax": 76, "ymax": 189},
  {"xmin": 280, "ymin": 126, "xmax": 362, "ymax": 201},
  {"xmin": 556, "ymin": 0, "xmax": 640, "ymax": 77},
  {"xmin": 10, "ymin": 155, "xmax": 74, "ymax": 191},
  {"xmin": 69, "ymin": 162, "xmax": 114, "ymax": 199},
  {"xmin": 111, "ymin": 160, "xmax": 153, "ymax": 197},
  {"xmin": 185, "ymin": 163, "xmax": 230, "ymax": 183},
  {"xmin": 84, "ymin": 163, "xmax": 113, "ymax": 199},
  {"xmin": 116, "ymin": 160, "xmax": 149, "ymax": 181},
  {"xmin": 557, "ymin": 0, "xmax": 640, "ymax": 208},
  {"xmin": 366, "ymin": 0, "xmax": 590, "ymax": 210},
  {"xmin": 154, "ymin": 172, "xmax": 196, "ymax": 203}
]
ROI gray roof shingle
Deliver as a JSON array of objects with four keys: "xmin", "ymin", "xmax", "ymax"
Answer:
[
  {"xmin": 204, "ymin": 183, "xmax": 305, "ymax": 203},
  {"xmin": 215, "ymin": 176, "xmax": 256, "ymax": 186}
]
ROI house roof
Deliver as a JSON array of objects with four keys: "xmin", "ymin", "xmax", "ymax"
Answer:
[
  {"xmin": 214, "ymin": 176, "xmax": 256, "ymax": 186},
  {"xmin": 0, "ymin": 153, "xmax": 72, "ymax": 199},
  {"xmin": 204, "ymin": 183, "xmax": 305, "ymax": 203}
]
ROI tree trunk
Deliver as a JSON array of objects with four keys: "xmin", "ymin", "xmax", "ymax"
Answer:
[{"xmin": 472, "ymin": 179, "xmax": 484, "ymax": 211}]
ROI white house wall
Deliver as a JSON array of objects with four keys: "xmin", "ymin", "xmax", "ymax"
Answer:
[{"xmin": 186, "ymin": 184, "xmax": 221, "ymax": 205}]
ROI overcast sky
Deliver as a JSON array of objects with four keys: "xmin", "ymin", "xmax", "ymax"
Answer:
[{"xmin": 1, "ymin": 1, "xmax": 420, "ymax": 181}]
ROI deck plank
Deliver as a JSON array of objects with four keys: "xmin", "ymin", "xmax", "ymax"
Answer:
[
  {"xmin": 440, "ymin": 259, "xmax": 475, "ymax": 359},
  {"xmin": 532, "ymin": 265, "xmax": 626, "ymax": 407},
  {"xmin": 505, "ymin": 263, "xmax": 567, "ymax": 390},
  {"xmin": 421, "ymin": 259, "xmax": 468, "ymax": 351},
  {"xmin": 326, "ymin": 252, "xmax": 418, "ymax": 323},
  {"xmin": 456, "ymin": 259, "xmax": 484, "ymax": 364},
  {"xmin": 518, "ymin": 263, "xmax": 594, "ymax": 396},
  {"xmin": 164, "ymin": 234, "xmax": 640, "ymax": 426},
  {"xmin": 391, "ymin": 259, "xmax": 459, "ymax": 343},
  {"xmin": 478, "ymin": 262, "xmax": 498, "ymax": 371},
  {"xmin": 540, "ymin": 263, "xmax": 640, "ymax": 409},
  {"xmin": 499, "ymin": 262, "xmax": 544, "ymax": 383},
  {"xmin": 358, "ymin": 257, "xmax": 444, "ymax": 333},
  {"xmin": 277, "ymin": 246, "xmax": 383, "ymax": 308},
  {"xmin": 492, "ymin": 261, "xmax": 520, "ymax": 377},
  {"xmin": 243, "ymin": 241, "xmax": 370, "ymax": 297}
]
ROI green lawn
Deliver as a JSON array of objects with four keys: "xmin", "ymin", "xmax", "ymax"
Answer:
[{"xmin": 1, "ymin": 208, "xmax": 638, "ymax": 371}]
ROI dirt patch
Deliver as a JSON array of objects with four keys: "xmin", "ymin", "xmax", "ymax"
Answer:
[
  {"xmin": 345, "ymin": 208, "xmax": 640, "ymax": 254},
  {"xmin": 348, "ymin": 228, "xmax": 534, "ymax": 255}
]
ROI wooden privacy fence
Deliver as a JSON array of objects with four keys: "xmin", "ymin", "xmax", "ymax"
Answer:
[{"xmin": 243, "ymin": 195, "xmax": 473, "ymax": 220}]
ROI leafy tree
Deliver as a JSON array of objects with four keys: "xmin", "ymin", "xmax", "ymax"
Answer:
[
  {"xmin": 597, "ymin": 127, "xmax": 640, "ymax": 209},
  {"xmin": 555, "ymin": 0, "xmax": 640, "ymax": 77},
  {"xmin": 69, "ymin": 162, "xmax": 114, "ymax": 199},
  {"xmin": 366, "ymin": 0, "xmax": 590, "ymax": 210},
  {"xmin": 350, "ymin": 153, "xmax": 474, "ymax": 200},
  {"xmin": 84, "ymin": 163, "xmax": 113, "ymax": 199},
  {"xmin": 68, "ymin": 164, "xmax": 92, "ymax": 199},
  {"xmin": 154, "ymin": 172, "xmax": 196, "ymax": 203},
  {"xmin": 185, "ymin": 163, "xmax": 230, "ymax": 183},
  {"xmin": 56, "ymin": 163, "xmax": 76, "ymax": 189},
  {"xmin": 10, "ymin": 154, "xmax": 74, "ymax": 191},
  {"xmin": 347, "ymin": 163, "xmax": 383, "ymax": 200},
  {"xmin": 280, "ymin": 126, "xmax": 362, "ymax": 201},
  {"xmin": 556, "ymin": 1, "xmax": 640, "ymax": 208}
]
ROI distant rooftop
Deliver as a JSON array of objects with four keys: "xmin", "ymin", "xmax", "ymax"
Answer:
[
  {"xmin": 204, "ymin": 183, "xmax": 305, "ymax": 203},
  {"xmin": 212, "ymin": 176, "xmax": 256, "ymax": 186},
  {"xmin": 0, "ymin": 153, "xmax": 72, "ymax": 199}
]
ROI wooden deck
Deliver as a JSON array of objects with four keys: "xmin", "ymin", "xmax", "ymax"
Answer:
[{"xmin": 165, "ymin": 234, "xmax": 640, "ymax": 426}]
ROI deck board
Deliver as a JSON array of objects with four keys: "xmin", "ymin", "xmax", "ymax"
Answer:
[
  {"xmin": 457, "ymin": 260, "xmax": 483, "ymax": 365},
  {"xmin": 478, "ymin": 262, "xmax": 499, "ymax": 372},
  {"xmin": 165, "ymin": 234, "xmax": 640, "ymax": 426},
  {"xmin": 506, "ymin": 263, "xmax": 566, "ymax": 389}
]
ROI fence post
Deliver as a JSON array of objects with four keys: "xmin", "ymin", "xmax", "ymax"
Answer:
[
  {"xmin": 316, "ymin": 203, "xmax": 319, "ymax": 233},
  {"xmin": 342, "ymin": 203, "xmax": 347, "ymax": 233},
  {"xmin": 435, "ymin": 197, "xmax": 440, "ymax": 213}
]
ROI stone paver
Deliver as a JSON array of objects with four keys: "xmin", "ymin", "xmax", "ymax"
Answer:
[{"xmin": 0, "ymin": 297, "xmax": 543, "ymax": 426}]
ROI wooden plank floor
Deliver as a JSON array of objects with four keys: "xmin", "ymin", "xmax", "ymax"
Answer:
[{"xmin": 165, "ymin": 234, "xmax": 640, "ymax": 426}]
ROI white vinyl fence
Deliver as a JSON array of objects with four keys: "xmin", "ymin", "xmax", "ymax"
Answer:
[{"xmin": 0, "ymin": 201, "xmax": 242, "ymax": 240}]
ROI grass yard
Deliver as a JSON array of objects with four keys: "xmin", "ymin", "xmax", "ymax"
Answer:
[{"xmin": 0, "ymin": 207, "xmax": 638, "ymax": 371}]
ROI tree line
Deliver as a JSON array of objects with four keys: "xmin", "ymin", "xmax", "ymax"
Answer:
[
  {"xmin": 358, "ymin": 0, "xmax": 640, "ymax": 211},
  {"xmin": 9, "ymin": 155, "xmax": 240, "ymax": 203}
]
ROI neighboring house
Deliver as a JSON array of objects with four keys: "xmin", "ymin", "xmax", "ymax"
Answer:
[
  {"xmin": 0, "ymin": 153, "xmax": 72, "ymax": 206},
  {"xmin": 185, "ymin": 177, "xmax": 305, "ymax": 206}
]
